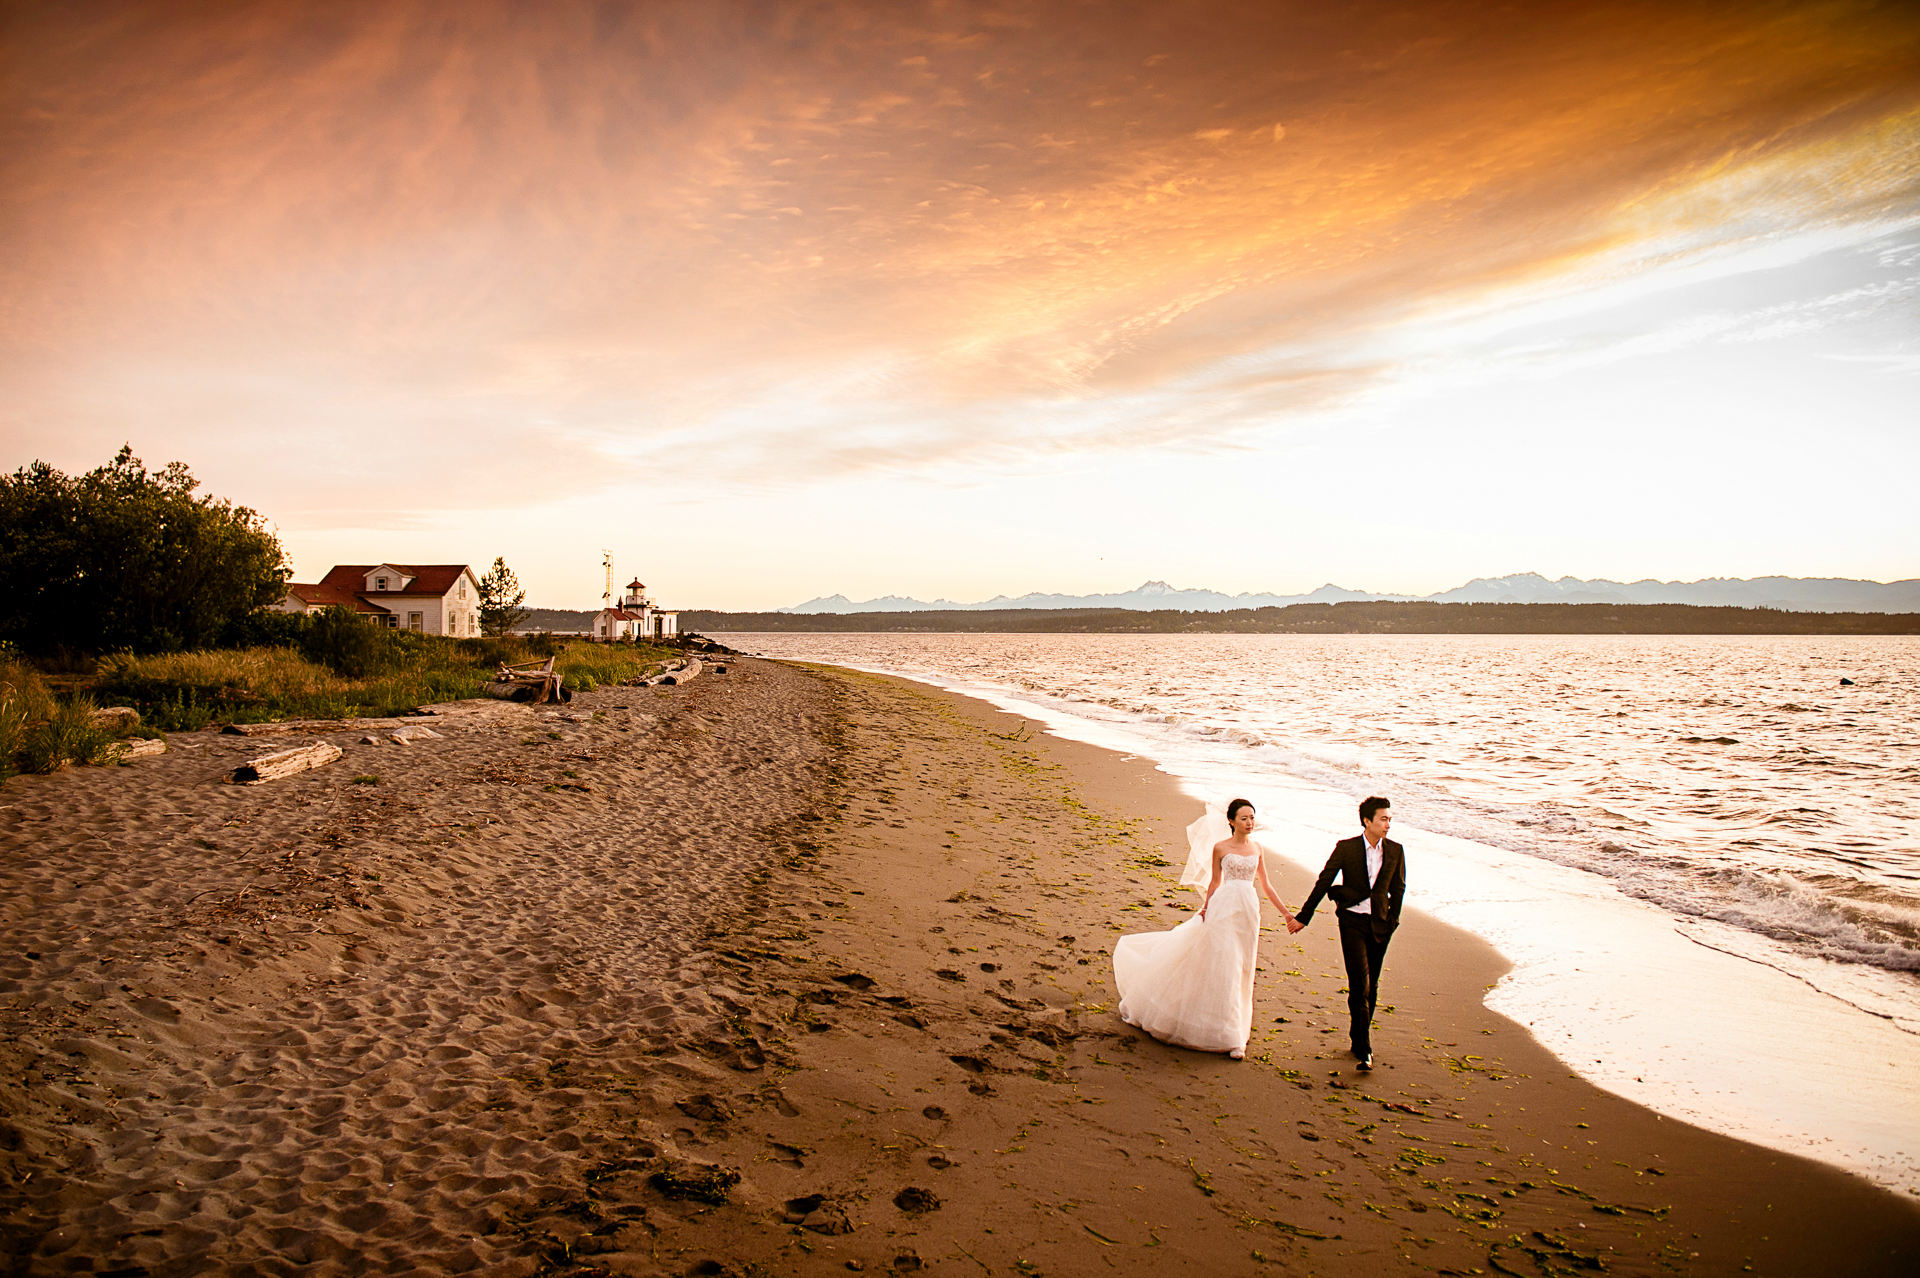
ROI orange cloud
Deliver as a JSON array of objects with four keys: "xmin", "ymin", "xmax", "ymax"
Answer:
[{"xmin": 2, "ymin": 0, "xmax": 1916, "ymax": 506}]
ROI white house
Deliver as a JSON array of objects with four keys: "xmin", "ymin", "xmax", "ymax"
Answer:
[
  {"xmin": 276, "ymin": 563, "xmax": 483, "ymax": 636},
  {"xmin": 593, "ymin": 579, "xmax": 678, "ymax": 642}
]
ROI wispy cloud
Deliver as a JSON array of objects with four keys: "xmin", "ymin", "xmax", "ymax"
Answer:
[{"xmin": 3, "ymin": 0, "xmax": 1918, "ymax": 519}]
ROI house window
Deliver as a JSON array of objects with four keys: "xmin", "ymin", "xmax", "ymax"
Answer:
[
  {"xmin": 376, "ymin": 576, "xmax": 388, "ymax": 590},
  {"xmin": 408, "ymin": 611, "xmax": 423, "ymax": 632},
  {"xmin": 385, "ymin": 615, "xmax": 398, "ymax": 628}
]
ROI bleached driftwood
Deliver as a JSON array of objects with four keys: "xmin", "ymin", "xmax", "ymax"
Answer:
[
  {"xmin": 388, "ymin": 724, "xmax": 443, "ymax": 744},
  {"xmin": 655, "ymin": 658, "xmax": 703, "ymax": 686},
  {"xmin": 486, "ymin": 655, "xmax": 569, "ymax": 704},
  {"xmin": 483, "ymin": 678, "xmax": 570, "ymax": 704},
  {"xmin": 229, "ymin": 742, "xmax": 343, "ymax": 785},
  {"xmin": 108, "ymin": 736, "xmax": 166, "ymax": 761}
]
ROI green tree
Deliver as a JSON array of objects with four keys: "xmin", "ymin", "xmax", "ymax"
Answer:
[
  {"xmin": 0, "ymin": 446, "xmax": 288, "ymax": 655},
  {"xmin": 478, "ymin": 556, "xmax": 529, "ymax": 636}
]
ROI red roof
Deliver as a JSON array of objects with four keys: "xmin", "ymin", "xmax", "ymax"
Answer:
[
  {"xmin": 285, "ymin": 583, "xmax": 387, "ymax": 614},
  {"xmin": 319, "ymin": 564, "xmax": 474, "ymax": 597}
]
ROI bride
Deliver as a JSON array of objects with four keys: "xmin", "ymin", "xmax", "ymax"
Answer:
[{"xmin": 1112, "ymin": 798, "xmax": 1296, "ymax": 1059}]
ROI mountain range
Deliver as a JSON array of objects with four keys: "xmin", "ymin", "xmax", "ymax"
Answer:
[{"xmin": 779, "ymin": 574, "xmax": 1920, "ymax": 615}]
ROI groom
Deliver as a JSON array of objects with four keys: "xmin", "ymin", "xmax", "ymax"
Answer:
[{"xmin": 1288, "ymin": 796, "xmax": 1405, "ymax": 1071}]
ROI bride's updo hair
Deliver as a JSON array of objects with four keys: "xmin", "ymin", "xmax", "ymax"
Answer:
[{"xmin": 1226, "ymin": 798, "xmax": 1254, "ymax": 824}]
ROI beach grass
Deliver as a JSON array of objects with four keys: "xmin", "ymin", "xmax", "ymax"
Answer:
[
  {"xmin": 89, "ymin": 635, "xmax": 681, "ymax": 730},
  {"xmin": 2, "ymin": 659, "xmax": 126, "ymax": 780}
]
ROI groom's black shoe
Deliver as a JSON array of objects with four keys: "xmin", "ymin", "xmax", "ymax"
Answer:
[{"xmin": 1356, "ymin": 1053, "xmax": 1373, "ymax": 1072}]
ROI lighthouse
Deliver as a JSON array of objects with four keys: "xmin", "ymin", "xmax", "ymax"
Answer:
[{"xmin": 593, "ymin": 572, "xmax": 679, "ymax": 641}]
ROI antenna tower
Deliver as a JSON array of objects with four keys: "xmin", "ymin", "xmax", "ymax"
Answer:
[{"xmin": 602, "ymin": 551, "xmax": 613, "ymax": 606}]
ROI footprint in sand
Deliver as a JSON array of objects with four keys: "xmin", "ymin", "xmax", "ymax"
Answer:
[
  {"xmin": 894, "ymin": 1186, "xmax": 939, "ymax": 1214},
  {"xmin": 675, "ymin": 1093, "xmax": 735, "ymax": 1124},
  {"xmin": 783, "ymin": 1194, "xmax": 854, "ymax": 1234}
]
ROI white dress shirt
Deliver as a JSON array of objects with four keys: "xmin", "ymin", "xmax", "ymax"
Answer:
[{"xmin": 1346, "ymin": 836, "xmax": 1384, "ymax": 914}]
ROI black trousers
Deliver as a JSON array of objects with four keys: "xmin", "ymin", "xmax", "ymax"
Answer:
[{"xmin": 1336, "ymin": 912, "xmax": 1393, "ymax": 1056}]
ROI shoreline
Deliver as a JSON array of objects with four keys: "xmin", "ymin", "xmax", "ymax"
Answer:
[
  {"xmin": 1, "ymin": 657, "xmax": 1913, "ymax": 1274},
  {"xmin": 716, "ymin": 664, "xmax": 1915, "ymax": 1276},
  {"xmin": 723, "ymin": 636, "xmax": 1920, "ymax": 1198}
]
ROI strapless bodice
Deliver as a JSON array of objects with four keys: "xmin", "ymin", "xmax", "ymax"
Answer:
[{"xmin": 1220, "ymin": 851, "xmax": 1259, "ymax": 882}]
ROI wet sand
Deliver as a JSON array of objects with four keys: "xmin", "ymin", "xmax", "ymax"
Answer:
[{"xmin": 1, "ymin": 658, "xmax": 1914, "ymax": 1275}]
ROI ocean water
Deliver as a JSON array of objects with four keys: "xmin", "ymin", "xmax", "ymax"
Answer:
[{"xmin": 721, "ymin": 632, "xmax": 1920, "ymax": 1194}]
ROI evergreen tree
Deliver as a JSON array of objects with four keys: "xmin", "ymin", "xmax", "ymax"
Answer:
[{"xmin": 478, "ymin": 557, "xmax": 529, "ymax": 636}]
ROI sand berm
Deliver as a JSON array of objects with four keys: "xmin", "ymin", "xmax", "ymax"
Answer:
[{"xmin": 2, "ymin": 657, "xmax": 1914, "ymax": 1275}]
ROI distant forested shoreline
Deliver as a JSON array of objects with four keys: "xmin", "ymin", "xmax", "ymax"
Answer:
[{"xmin": 670, "ymin": 602, "xmax": 1920, "ymax": 635}]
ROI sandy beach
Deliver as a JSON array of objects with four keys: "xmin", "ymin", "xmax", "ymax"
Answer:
[{"xmin": 2, "ymin": 657, "xmax": 1915, "ymax": 1276}]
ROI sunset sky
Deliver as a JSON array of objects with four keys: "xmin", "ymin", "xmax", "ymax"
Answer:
[{"xmin": 4, "ymin": 1, "xmax": 1917, "ymax": 609}]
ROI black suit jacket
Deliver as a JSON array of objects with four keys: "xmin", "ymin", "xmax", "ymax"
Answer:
[{"xmin": 1296, "ymin": 835, "xmax": 1405, "ymax": 942}]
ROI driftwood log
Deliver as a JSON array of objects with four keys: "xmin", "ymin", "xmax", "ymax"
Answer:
[
  {"xmin": 229, "ymin": 742, "xmax": 343, "ymax": 785},
  {"xmin": 388, "ymin": 725, "xmax": 442, "ymax": 744},
  {"xmin": 655, "ymin": 657, "xmax": 703, "ymax": 686},
  {"xmin": 482, "ymin": 679, "xmax": 571, "ymax": 704},
  {"xmin": 486, "ymin": 656, "xmax": 569, "ymax": 704},
  {"xmin": 108, "ymin": 736, "xmax": 166, "ymax": 761}
]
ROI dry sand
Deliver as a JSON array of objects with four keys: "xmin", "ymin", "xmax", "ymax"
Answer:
[{"xmin": 1, "ymin": 658, "xmax": 1914, "ymax": 1276}]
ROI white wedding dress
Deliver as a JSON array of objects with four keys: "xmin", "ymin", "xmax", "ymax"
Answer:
[{"xmin": 1113, "ymin": 849, "xmax": 1263, "ymax": 1055}]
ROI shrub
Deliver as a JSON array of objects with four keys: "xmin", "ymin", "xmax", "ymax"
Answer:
[
  {"xmin": 299, "ymin": 607, "xmax": 394, "ymax": 677},
  {"xmin": 220, "ymin": 607, "xmax": 308, "ymax": 649}
]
